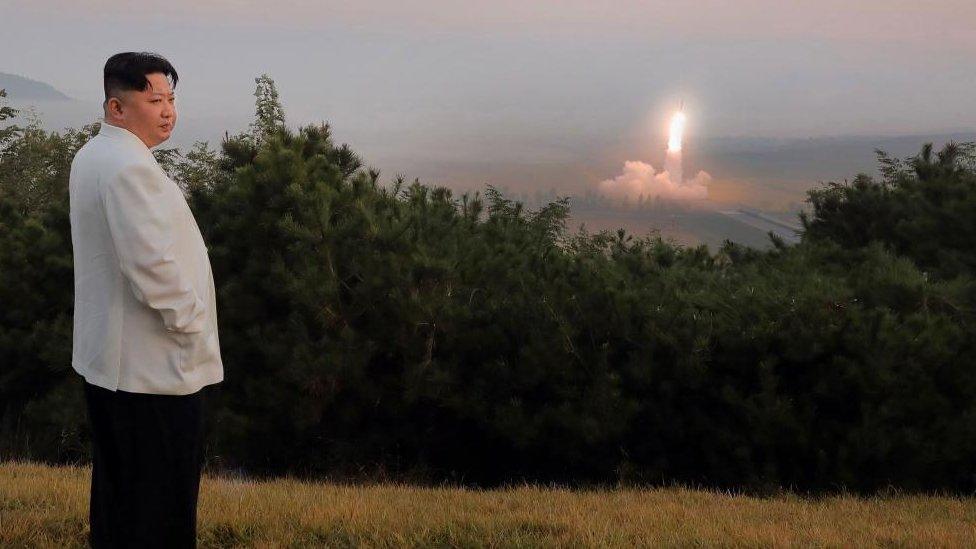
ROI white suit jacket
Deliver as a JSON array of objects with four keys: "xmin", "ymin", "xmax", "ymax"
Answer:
[{"xmin": 68, "ymin": 121, "xmax": 223, "ymax": 395}]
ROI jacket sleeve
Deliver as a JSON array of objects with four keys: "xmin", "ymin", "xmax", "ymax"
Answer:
[{"xmin": 102, "ymin": 162, "xmax": 207, "ymax": 334}]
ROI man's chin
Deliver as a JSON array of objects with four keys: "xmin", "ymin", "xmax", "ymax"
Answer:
[{"xmin": 149, "ymin": 134, "xmax": 171, "ymax": 149}]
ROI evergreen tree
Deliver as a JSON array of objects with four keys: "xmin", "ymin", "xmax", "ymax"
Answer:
[
  {"xmin": 0, "ymin": 103, "xmax": 92, "ymax": 462},
  {"xmin": 249, "ymin": 73, "xmax": 285, "ymax": 142},
  {"xmin": 0, "ymin": 89, "xmax": 20, "ymax": 147},
  {"xmin": 802, "ymin": 141, "xmax": 976, "ymax": 280}
]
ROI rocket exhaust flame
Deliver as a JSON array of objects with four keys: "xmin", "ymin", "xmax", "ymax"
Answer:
[
  {"xmin": 668, "ymin": 110, "xmax": 686, "ymax": 153},
  {"xmin": 665, "ymin": 108, "xmax": 686, "ymax": 184}
]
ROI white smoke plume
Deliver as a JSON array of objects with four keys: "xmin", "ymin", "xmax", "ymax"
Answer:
[{"xmin": 597, "ymin": 159, "xmax": 710, "ymax": 203}]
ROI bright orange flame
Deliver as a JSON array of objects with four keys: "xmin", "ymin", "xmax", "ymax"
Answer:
[{"xmin": 668, "ymin": 111, "xmax": 686, "ymax": 153}]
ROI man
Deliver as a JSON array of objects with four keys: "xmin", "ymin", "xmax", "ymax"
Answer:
[{"xmin": 68, "ymin": 52, "xmax": 223, "ymax": 548}]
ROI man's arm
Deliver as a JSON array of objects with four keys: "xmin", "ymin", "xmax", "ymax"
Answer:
[{"xmin": 102, "ymin": 162, "xmax": 206, "ymax": 334}]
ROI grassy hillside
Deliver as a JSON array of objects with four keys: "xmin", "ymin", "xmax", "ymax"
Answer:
[{"xmin": 3, "ymin": 460, "xmax": 975, "ymax": 547}]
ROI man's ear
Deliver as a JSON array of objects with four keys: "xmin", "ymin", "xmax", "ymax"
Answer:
[{"xmin": 105, "ymin": 96, "xmax": 124, "ymax": 119}]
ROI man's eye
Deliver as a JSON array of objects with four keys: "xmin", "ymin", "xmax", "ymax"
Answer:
[{"xmin": 151, "ymin": 99, "xmax": 161, "ymax": 103}]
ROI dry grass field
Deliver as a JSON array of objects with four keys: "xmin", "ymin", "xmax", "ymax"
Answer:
[{"xmin": 3, "ymin": 459, "xmax": 975, "ymax": 547}]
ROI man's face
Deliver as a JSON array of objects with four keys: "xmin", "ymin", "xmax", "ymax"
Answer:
[{"xmin": 104, "ymin": 72, "xmax": 177, "ymax": 148}]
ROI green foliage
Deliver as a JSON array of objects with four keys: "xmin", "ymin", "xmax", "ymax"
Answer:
[
  {"xmin": 0, "ymin": 92, "xmax": 86, "ymax": 462},
  {"xmin": 1, "ymin": 79, "xmax": 975, "ymax": 494},
  {"xmin": 0, "ymin": 114, "xmax": 97, "ymax": 217},
  {"xmin": 801, "ymin": 141, "xmax": 976, "ymax": 280},
  {"xmin": 0, "ymin": 89, "xmax": 20, "ymax": 147},
  {"xmin": 249, "ymin": 73, "xmax": 286, "ymax": 143}
]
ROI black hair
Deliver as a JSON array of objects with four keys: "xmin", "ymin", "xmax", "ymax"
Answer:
[{"xmin": 103, "ymin": 52, "xmax": 178, "ymax": 104}]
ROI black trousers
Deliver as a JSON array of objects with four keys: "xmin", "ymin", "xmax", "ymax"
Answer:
[{"xmin": 83, "ymin": 380, "xmax": 207, "ymax": 549}]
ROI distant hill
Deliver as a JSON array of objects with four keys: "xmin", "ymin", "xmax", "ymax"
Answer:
[
  {"xmin": 692, "ymin": 132, "xmax": 976, "ymax": 183},
  {"xmin": 0, "ymin": 72, "xmax": 71, "ymax": 101}
]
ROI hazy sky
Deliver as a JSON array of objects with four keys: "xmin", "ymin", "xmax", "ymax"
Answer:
[{"xmin": 4, "ymin": 1, "xmax": 976, "ymax": 196}]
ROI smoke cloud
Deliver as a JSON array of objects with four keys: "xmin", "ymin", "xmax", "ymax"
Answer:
[{"xmin": 597, "ymin": 159, "xmax": 711, "ymax": 204}]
